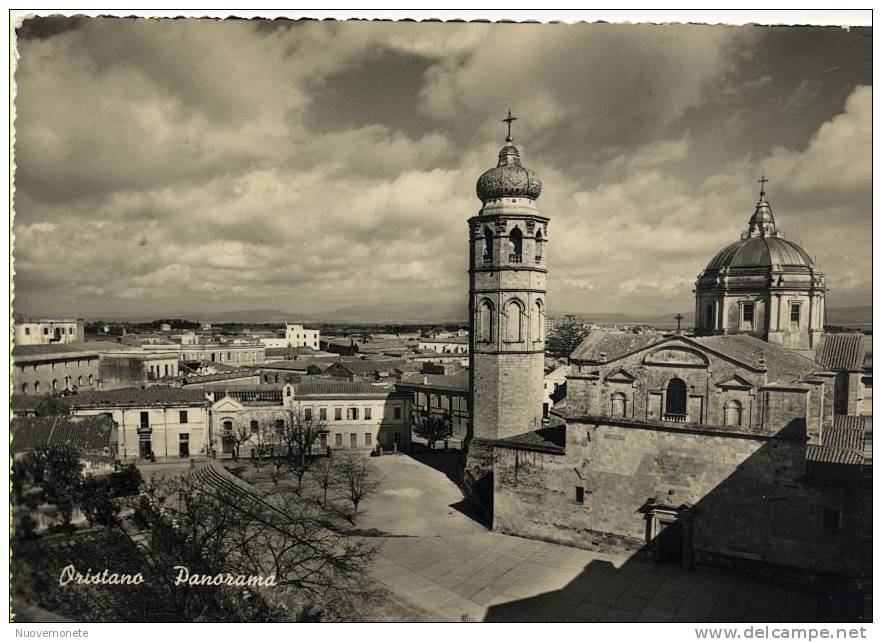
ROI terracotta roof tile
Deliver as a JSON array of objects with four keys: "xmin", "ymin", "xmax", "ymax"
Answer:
[
  {"xmin": 68, "ymin": 386, "xmax": 207, "ymax": 408},
  {"xmin": 12, "ymin": 415, "xmax": 115, "ymax": 454},
  {"xmin": 805, "ymin": 444, "xmax": 865, "ymax": 482},
  {"xmin": 494, "ymin": 425, "xmax": 566, "ymax": 454},
  {"xmin": 293, "ymin": 381, "xmax": 391, "ymax": 396},
  {"xmin": 815, "ymin": 333, "xmax": 867, "ymax": 371},
  {"xmin": 691, "ymin": 334, "xmax": 819, "ymax": 381},
  {"xmin": 570, "ymin": 332, "xmax": 665, "ymax": 362}
]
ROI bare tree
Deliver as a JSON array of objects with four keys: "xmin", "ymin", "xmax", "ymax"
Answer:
[
  {"xmin": 335, "ymin": 451, "xmax": 381, "ymax": 526},
  {"xmin": 314, "ymin": 455, "xmax": 334, "ymax": 509},
  {"xmin": 225, "ymin": 422, "xmax": 252, "ymax": 462},
  {"xmin": 411, "ymin": 410, "xmax": 453, "ymax": 451},
  {"xmin": 279, "ymin": 405, "xmax": 328, "ymax": 495},
  {"xmin": 130, "ymin": 470, "xmax": 377, "ymax": 621},
  {"xmin": 545, "ymin": 314, "xmax": 590, "ymax": 358}
]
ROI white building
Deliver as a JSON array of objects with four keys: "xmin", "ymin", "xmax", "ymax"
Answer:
[
  {"xmin": 68, "ymin": 387, "xmax": 210, "ymax": 461},
  {"xmin": 14, "ymin": 317, "xmax": 84, "ymax": 346},
  {"xmin": 543, "ymin": 364, "xmax": 570, "ymax": 417},
  {"xmin": 285, "ymin": 323, "xmax": 320, "ymax": 349}
]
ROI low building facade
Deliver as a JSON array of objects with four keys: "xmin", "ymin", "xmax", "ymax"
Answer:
[
  {"xmin": 13, "ymin": 344, "xmax": 100, "ymax": 395},
  {"xmin": 14, "ymin": 317, "xmax": 84, "ymax": 346},
  {"xmin": 68, "ymin": 387, "xmax": 210, "ymax": 461}
]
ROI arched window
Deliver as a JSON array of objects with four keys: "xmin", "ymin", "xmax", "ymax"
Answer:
[
  {"xmin": 505, "ymin": 299, "xmax": 524, "ymax": 342},
  {"xmin": 665, "ymin": 378, "xmax": 687, "ymax": 419},
  {"xmin": 52, "ymin": 379, "xmax": 58, "ymax": 391},
  {"xmin": 535, "ymin": 229, "xmax": 543, "ymax": 262},
  {"xmin": 482, "ymin": 226, "xmax": 493, "ymax": 263},
  {"xmin": 22, "ymin": 383, "xmax": 28, "ymax": 394},
  {"xmin": 34, "ymin": 381, "xmax": 40, "ymax": 393},
  {"xmin": 479, "ymin": 299, "xmax": 495, "ymax": 342},
  {"xmin": 724, "ymin": 399, "xmax": 743, "ymax": 426},
  {"xmin": 77, "ymin": 375, "xmax": 83, "ymax": 388},
  {"xmin": 88, "ymin": 374, "xmax": 93, "ymax": 386},
  {"xmin": 533, "ymin": 298, "xmax": 545, "ymax": 342},
  {"xmin": 508, "ymin": 227, "xmax": 523, "ymax": 263},
  {"xmin": 223, "ymin": 420, "xmax": 233, "ymax": 435},
  {"xmin": 250, "ymin": 420, "xmax": 259, "ymax": 434},
  {"xmin": 611, "ymin": 392, "xmax": 627, "ymax": 418},
  {"xmin": 705, "ymin": 304, "xmax": 714, "ymax": 330}
]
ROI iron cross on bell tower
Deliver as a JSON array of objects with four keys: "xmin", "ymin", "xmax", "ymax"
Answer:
[{"xmin": 502, "ymin": 109, "xmax": 517, "ymax": 143}]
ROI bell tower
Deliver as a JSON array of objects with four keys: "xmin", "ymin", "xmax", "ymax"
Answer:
[{"xmin": 464, "ymin": 112, "xmax": 549, "ymax": 516}]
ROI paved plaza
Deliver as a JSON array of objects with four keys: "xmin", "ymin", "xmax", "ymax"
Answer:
[{"xmin": 358, "ymin": 452, "xmax": 824, "ymax": 623}]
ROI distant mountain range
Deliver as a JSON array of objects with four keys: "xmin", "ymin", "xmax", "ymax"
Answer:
[{"xmin": 74, "ymin": 303, "xmax": 872, "ymax": 327}]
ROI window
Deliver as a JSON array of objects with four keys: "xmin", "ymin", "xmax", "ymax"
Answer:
[
  {"xmin": 611, "ymin": 392, "xmax": 627, "ymax": 418},
  {"xmin": 223, "ymin": 420, "xmax": 233, "ymax": 435},
  {"xmin": 34, "ymin": 381, "xmax": 40, "ymax": 393},
  {"xmin": 21, "ymin": 383, "xmax": 28, "ymax": 394},
  {"xmin": 335, "ymin": 433, "xmax": 343, "ymax": 447},
  {"xmin": 319, "ymin": 407, "xmax": 327, "ymax": 421},
  {"xmin": 77, "ymin": 375, "xmax": 82, "ymax": 387},
  {"xmin": 575, "ymin": 487, "xmax": 584, "ymax": 504},
  {"xmin": 364, "ymin": 432, "xmax": 372, "ymax": 446},
  {"xmin": 334, "ymin": 408, "xmax": 342, "ymax": 421},
  {"xmin": 320, "ymin": 433, "xmax": 328, "ymax": 449},
  {"xmin": 723, "ymin": 399, "xmax": 742, "ymax": 426},
  {"xmin": 285, "ymin": 386, "xmax": 291, "ymax": 397},
  {"xmin": 140, "ymin": 411, "xmax": 149, "ymax": 428},
  {"xmin": 790, "ymin": 303, "xmax": 801, "ymax": 327},
  {"xmin": 179, "ymin": 433, "xmax": 190, "ymax": 458},
  {"xmin": 534, "ymin": 299, "xmax": 544, "ymax": 342},
  {"xmin": 508, "ymin": 226, "xmax": 523, "ymax": 263},
  {"xmin": 535, "ymin": 229, "xmax": 543, "ymax": 262},
  {"xmin": 88, "ymin": 374, "xmax": 93, "ymax": 385},
  {"xmin": 304, "ymin": 407, "xmax": 313, "ymax": 422},
  {"xmin": 364, "ymin": 407, "xmax": 372, "ymax": 420},
  {"xmin": 43, "ymin": 327, "xmax": 48, "ymax": 335},
  {"xmin": 742, "ymin": 303, "xmax": 754, "ymax": 329},
  {"xmin": 706, "ymin": 304, "xmax": 714, "ymax": 330},
  {"xmin": 179, "ymin": 410, "xmax": 188, "ymax": 424},
  {"xmin": 393, "ymin": 406, "xmax": 402, "ymax": 420},
  {"xmin": 504, "ymin": 299, "xmax": 524, "ymax": 342},
  {"xmin": 482, "ymin": 226, "xmax": 493, "ymax": 263},
  {"xmin": 479, "ymin": 299, "xmax": 495, "ymax": 342},
  {"xmin": 664, "ymin": 378, "xmax": 687, "ymax": 419},
  {"xmin": 250, "ymin": 420, "xmax": 259, "ymax": 434},
  {"xmin": 347, "ymin": 407, "xmax": 359, "ymax": 420},
  {"xmin": 24, "ymin": 327, "xmax": 30, "ymax": 335},
  {"xmin": 51, "ymin": 379, "xmax": 57, "ymax": 391},
  {"xmin": 350, "ymin": 433, "xmax": 358, "ymax": 448},
  {"xmin": 275, "ymin": 419, "xmax": 285, "ymax": 431}
]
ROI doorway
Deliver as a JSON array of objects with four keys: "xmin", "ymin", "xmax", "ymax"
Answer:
[
  {"xmin": 656, "ymin": 521, "xmax": 685, "ymax": 565},
  {"xmin": 139, "ymin": 435, "xmax": 152, "ymax": 459}
]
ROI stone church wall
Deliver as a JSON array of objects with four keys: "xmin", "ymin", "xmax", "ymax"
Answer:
[{"xmin": 494, "ymin": 420, "xmax": 863, "ymax": 580}]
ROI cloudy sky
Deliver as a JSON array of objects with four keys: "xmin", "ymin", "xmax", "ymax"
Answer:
[{"xmin": 12, "ymin": 17, "xmax": 871, "ymax": 319}]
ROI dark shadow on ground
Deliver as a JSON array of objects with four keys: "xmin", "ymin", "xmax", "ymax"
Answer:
[
  {"xmin": 405, "ymin": 447, "xmax": 491, "ymax": 528},
  {"xmin": 405, "ymin": 445, "xmax": 465, "ymax": 488}
]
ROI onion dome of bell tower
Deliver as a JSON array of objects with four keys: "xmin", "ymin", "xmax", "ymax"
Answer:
[{"xmin": 476, "ymin": 110, "xmax": 543, "ymax": 203}]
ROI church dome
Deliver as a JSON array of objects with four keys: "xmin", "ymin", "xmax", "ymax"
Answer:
[
  {"xmin": 702, "ymin": 183, "xmax": 814, "ymax": 274},
  {"xmin": 476, "ymin": 141, "xmax": 543, "ymax": 203},
  {"xmin": 706, "ymin": 236, "xmax": 815, "ymax": 271}
]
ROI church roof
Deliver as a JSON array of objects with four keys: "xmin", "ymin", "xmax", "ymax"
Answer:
[
  {"xmin": 572, "ymin": 331, "xmax": 820, "ymax": 383},
  {"xmin": 690, "ymin": 334, "xmax": 820, "ymax": 381},
  {"xmin": 815, "ymin": 333, "xmax": 868, "ymax": 371},
  {"xmin": 569, "ymin": 331, "xmax": 665, "ymax": 363},
  {"xmin": 705, "ymin": 236, "xmax": 815, "ymax": 271},
  {"xmin": 700, "ymin": 181, "xmax": 818, "ymax": 275},
  {"xmin": 494, "ymin": 425, "xmax": 566, "ymax": 455}
]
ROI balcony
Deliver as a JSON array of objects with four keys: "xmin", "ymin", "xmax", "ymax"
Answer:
[
  {"xmin": 663, "ymin": 413, "xmax": 687, "ymax": 423},
  {"xmin": 509, "ymin": 253, "xmax": 523, "ymax": 264}
]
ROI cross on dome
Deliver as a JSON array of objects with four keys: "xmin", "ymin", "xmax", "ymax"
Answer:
[
  {"xmin": 758, "ymin": 171, "xmax": 769, "ymax": 199},
  {"xmin": 502, "ymin": 109, "xmax": 517, "ymax": 143}
]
